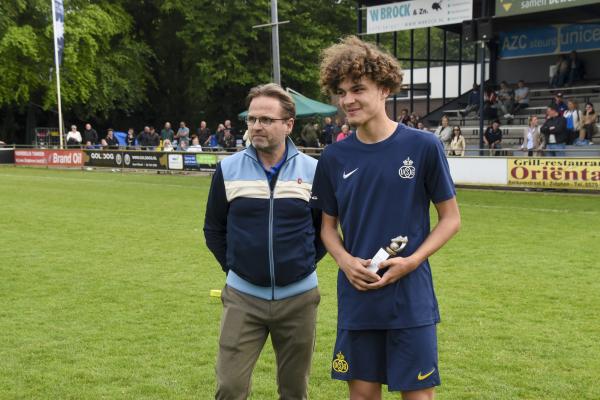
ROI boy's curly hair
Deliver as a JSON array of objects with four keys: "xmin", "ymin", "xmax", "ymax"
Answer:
[{"xmin": 319, "ymin": 36, "xmax": 403, "ymax": 95}]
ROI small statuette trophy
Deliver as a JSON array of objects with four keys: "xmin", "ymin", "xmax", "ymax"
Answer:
[{"xmin": 367, "ymin": 236, "xmax": 408, "ymax": 273}]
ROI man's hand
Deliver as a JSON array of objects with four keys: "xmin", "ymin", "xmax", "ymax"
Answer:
[
  {"xmin": 338, "ymin": 254, "xmax": 380, "ymax": 291},
  {"xmin": 366, "ymin": 256, "xmax": 420, "ymax": 290}
]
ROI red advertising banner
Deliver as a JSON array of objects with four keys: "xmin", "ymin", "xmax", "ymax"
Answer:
[
  {"xmin": 15, "ymin": 149, "xmax": 84, "ymax": 167},
  {"xmin": 14, "ymin": 150, "xmax": 47, "ymax": 166},
  {"xmin": 46, "ymin": 150, "xmax": 83, "ymax": 167}
]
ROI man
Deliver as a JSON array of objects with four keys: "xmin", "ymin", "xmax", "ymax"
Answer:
[
  {"xmin": 548, "ymin": 92, "xmax": 567, "ymax": 116},
  {"xmin": 204, "ymin": 83, "xmax": 325, "ymax": 400},
  {"xmin": 161, "ymin": 122, "xmax": 174, "ymax": 143},
  {"xmin": 321, "ymin": 116, "xmax": 336, "ymax": 145},
  {"xmin": 461, "ymin": 83, "xmax": 480, "ymax": 117},
  {"xmin": 541, "ymin": 105, "xmax": 568, "ymax": 157},
  {"xmin": 187, "ymin": 136, "xmax": 203, "ymax": 152},
  {"xmin": 310, "ymin": 36, "xmax": 460, "ymax": 400},
  {"xmin": 494, "ymin": 81, "xmax": 514, "ymax": 119},
  {"xmin": 197, "ymin": 120, "xmax": 211, "ymax": 145},
  {"xmin": 223, "ymin": 119, "xmax": 238, "ymax": 141},
  {"xmin": 104, "ymin": 128, "xmax": 119, "ymax": 149},
  {"xmin": 66, "ymin": 125, "xmax": 82, "ymax": 147},
  {"xmin": 513, "ymin": 80, "xmax": 530, "ymax": 115},
  {"xmin": 82, "ymin": 123, "xmax": 98, "ymax": 145},
  {"xmin": 484, "ymin": 119, "xmax": 503, "ymax": 156},
  {"xmin": 175, "ymin": 121, "xmax": 190, "ymax": 150}
]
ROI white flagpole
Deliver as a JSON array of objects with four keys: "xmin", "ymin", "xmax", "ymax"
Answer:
[{"xmin": 51, "ymin": 0, "xmax": 64, "ymax": 149}]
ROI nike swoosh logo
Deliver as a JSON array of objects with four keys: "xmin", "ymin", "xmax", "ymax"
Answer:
[
  {"xmin": 417, "ymin": 368, "xmax": 436, "ymax": 381},
  {"xmin": 342, "ymin": 168, "xmax": 359, "ymax": 179}
]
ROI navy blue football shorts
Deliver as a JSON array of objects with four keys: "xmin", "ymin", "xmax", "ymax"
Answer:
[{"xmin": 330, "ymin": 324, "xmax": 440, "ymax": 392}]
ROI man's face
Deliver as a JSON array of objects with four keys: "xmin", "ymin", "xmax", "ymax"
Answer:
[
  {"xmin": 224, "ymin": 120, "xmax": 231, "ymax": 128},
  {"xmin": 492, "ymin": 122, "xmax": 500, "ymax": 130},
  {"xmin": 144, "ymin": 126, "xmax": 150, "ymax": 132},
  {"xmin": 165, "ymin": 122, "xmax": 171, "ymax": 129},
  {"xmin": 247, "ymin": 96, "xmax": 293, "ymax": 154},
  {"xmin": 201, "ymin": 121, "xmax": 206, "ymax": 129},
  {"xmin": 336, "ymin": 77, "xmax": 389, "ymax": 127},
  {"xmin": 547, "ymin": 108, "xmax": 557, "ymax": 118},
  {"xmin": 325, "ymin": 117, "xmax": 331, "ymax": 125},
  {"xmin": 85, "ymin": 124, "xmax": 91, "ymax": 130}
]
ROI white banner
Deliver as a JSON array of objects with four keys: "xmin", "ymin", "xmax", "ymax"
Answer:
[{"xmin": 366, "ymin": 0, "xmax": 472, "ymax": 34}]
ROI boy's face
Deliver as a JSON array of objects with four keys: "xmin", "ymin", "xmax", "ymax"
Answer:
[{"xmin": 336, "ymin": 77, "xmax": 389, "ymax": 127}]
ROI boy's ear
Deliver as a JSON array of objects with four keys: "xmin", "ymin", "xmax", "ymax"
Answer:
[{"xmin": 381, "ymin": 86, "xmax": 390, "ymax": 99}]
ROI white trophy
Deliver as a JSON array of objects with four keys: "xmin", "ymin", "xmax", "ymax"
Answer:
[{"xmin": 367, "ymin": 236, "xmax": 408, "ymax": 273}]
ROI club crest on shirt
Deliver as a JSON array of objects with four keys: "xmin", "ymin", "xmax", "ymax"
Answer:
[
  {"xmin": 332, "ymin": 352, "xmax": 349, "ymax": 373},
  {"xmin": 399, "ymin": 157, "xmax": 415, "ymax": 179}
]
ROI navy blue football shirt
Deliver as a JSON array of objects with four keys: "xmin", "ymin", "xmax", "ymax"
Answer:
[{"xmin": 309, "ymin": 124, "xmax": 455, "ymax": 330}]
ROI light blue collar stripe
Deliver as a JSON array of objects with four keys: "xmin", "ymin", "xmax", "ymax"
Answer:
[{"xmin": 226, "ymin": 270, "xmax": 318, "ymax": 300}]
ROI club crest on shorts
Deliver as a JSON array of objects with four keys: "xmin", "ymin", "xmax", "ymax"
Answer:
[
  {"xmin": 399, "ymin": 157, "xmax": 415, "ymax": 179},
  {"xmin": 332, "ymin": 351, "xmax": 349, "ymax": 373}
]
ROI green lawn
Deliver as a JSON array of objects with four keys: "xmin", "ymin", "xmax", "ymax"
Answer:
[{"xmin": 1, "ymin": 166, "xmax": 599, "ymax": 399}]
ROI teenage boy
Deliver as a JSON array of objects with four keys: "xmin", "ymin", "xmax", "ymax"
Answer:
[{"xmin": 310, "ymin": 36, "xmax": 461, "ymax": 400}]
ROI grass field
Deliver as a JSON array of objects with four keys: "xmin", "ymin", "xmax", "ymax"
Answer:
[{"xmin": 1, "ymin": 166, "xmax": 599, "ymax": 399}]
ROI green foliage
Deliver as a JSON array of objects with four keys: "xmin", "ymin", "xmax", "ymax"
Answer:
[{"xmin": 1, "ymin": 167, "xmax": 600, "ymax": 399}]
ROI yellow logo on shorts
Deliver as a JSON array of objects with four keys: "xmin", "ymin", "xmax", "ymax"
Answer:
[
  {"xmin": 417, "ymin": 368, "xmax": 436, "ymax": 381},
  {"xmin": 332, "ymin": 352, "xmax": 349, "ymax": 373}
]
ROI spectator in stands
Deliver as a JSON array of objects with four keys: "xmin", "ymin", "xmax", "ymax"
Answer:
[
  {"xmin": 137, "ymin": 126, "xmax": 150, "ymax": 146},
  {"xmin": 336, "ymin": 124, "xmax": 351, "ymax": 142},
  {"xmin": 548, "ymin": 92, "xmax": 567, "ymax": 116},
  {"xmin": 567, "ymin": 51, "xmax": 585, "ymax": 86},
  {"xmin": 178, "ymin": 139, "xmax": 189, "ymax": 151},
  {"xmin": 66, "ymin": 125, "xmax": 82, "ymax": 148},
  {"xmin": 148, "ymin": 126, "xmax": 160, "ymax": 150},
  {"xmin": 188, "ymin": 137, "xmax": 203, "ymax": 152},
  {"xmin": 83, "ymin": 123, "xmax": 98, "ymax": 145},
  {"xmin": 434, "ymin": 115, "xmax": 452, "ymax": 147},
  {"xmin": 408, "ymin": 113, "xmax": 419, "ymax": 128},
  {"xmin": 482, "ymin": 86, "xmax": 498, "ymax": 120},
  {"xmin": 197, "ymin": 121, "xmax": 211, "ymax": 146},
  {"xmin": 521, "ymin": 115, "xmax": 544, "ymax": 156},
  {"xmin": 540, "ymin": 105, "xmax": 568, "ymax": 157},
  {"xmin": 104, "ymin": 129, "xmax": 119, "ymax": 149},
  {"xmin": 161, "ymin": 122, "xmax": 174, "ymax": 143},
  {"xmin": 484, "ymin": 119, "xmax": 503, "ymax": 156},
  {"xmin": 398, "ymin": 108, "xmax": 410, "ymax": 125},
  {"xmin": 84, "ymin": 141, "xmax": 94, "ymax": 149},
  {"xmin": 321, "ymin": 116, "xmax": 335, "ymax": 145},
  {"xmin": 494, "ymin": 81, "xmax": 514, "ymax": 120},
  {"xmin": 205, "ymin": 127, "xmax": 222, "ymax": 150},
  {"xmin": 213, "ymin": 123, "xmax": 226, "ymax": 147},
  {"xmin": 224, "ymin": 119, "xmax": 238, "ymax": 141},
  {"xmin": 162, "ymin": 139, "xmax": 174, "ymax": 151},
  {"xmin": 563, "ymin": 100, "xmax": 583, "ymax": 145},
  {"xmin": 126, "ymin": 128, "xmax": 136, "ymax": 148},
  {"xmin": 577, "ymin": 102, "xmax": 597, "ymax": 145},
  {"xmin": 550, "ymin": 55, "xmax": 569, "ymax": 88},
  {"xmin": 222, "ymin": 128, "xmax": 236, "ymax": 149},
  {"xmin": 300, "ymin": 122, "xmax": 319, "ymax": 147},
  {"xmin": 461, "ymin": 83, "xmax": 480, "ymax": 117},
  {"xmin": 513, "ymin": 80, "xmax": 530, "ymax": 115},
  {"xmin": 416, "ymin": 121, "xmax": 428, "ymax": 131},
  {"xmin": 175, "ymin": 121, "xmax": 190, "ymax": 150},
  {"xmin": 448, "ymin": 126, "xmax": 466, "ymax": 157}
]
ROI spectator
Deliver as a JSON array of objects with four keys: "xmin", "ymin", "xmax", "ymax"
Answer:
[
  {"xmin": 513, "ymin": 80, "xmax": 530, "ymax": 115},
  {"xmin": 548, "ymin": 92, "xmax": 567, "ymax": 116},
  {"xmin": 550, "ymin": 55, "xmax": 569, "ymax": 88},
  {"xmin": 162, "ymin": 139, "xmax": 174, "ymax": 152},
  {"xmin": 178, "ymin": 139, "xmax": 189, "ymax": 151},
  {"xmin": 484, "ymin": 119, "xmax": 503, "ymax": 156},
  {"xmin": 148, "ymin": 126, "xmax": 160, "ymax": 150},
  {"xmin": 577, "ymin": 102, "xmax": 597, "ymax": 145},
  {"xmin": 197, "ymin": 121, "xmax": 211, "ymax": 146},
  {"xmin": 223, "ymin": 119, "xmax": 238, "ymax": 141},
  {"xmin": 83, "ymin": 123, "xmax": 98, "ymax": 145},
  {"xmin": 521, "ymin": 115, "xmax": 544, "ymax": 156},
  {"xmin": 321, "ymin": 116, "xmax": 336, "ymax": 145},
  {"xmin": 407, "ymin": 113, "xmax": 418, "ymax": 128},
  {"xmin": 567, "ymin": 51, "xmax": 584, "ymax": 85},
  {"xmin": 66, "ymin": 125, "xmax": 82, "ymax": 147},
  {"xmin": 540, "ymin": 105, "xmax": 568, "ymax": 157},
  {"xmin": 336, "ymin": 124, "xmax": 351, "ymax": 142},
  {"xmin": 175, "ymin": 121, "xmax": 190, "ymax": 150},
  {"xmin": 137, "ymin": 126, "xmax": 150, "ymax": 147},
  {"xmin": 125, "ymin": 128, "xmax": 136, "ymax": 148},
  {"xmin": 434, "ymin": 115, "xmax": 452, "ymax": 147},
  {"xmin": 448, "ymin": 126, "xmax": 466, "ymax": 156},
  {"xmin": 482, "ymin": 86, "xmax": 498, "ymax": 120},
  {"xmin": 222, "ymin": 128, "xmax": 236, "ymax": 150},
  {"xmin": 563, "ymin": 100, "xmax": 583, "ymax": 145},
  {"xmin": 300, "ymin": 122, "xmax": 319, "ymax": 147},
  {"xmin": 161, "ymin": 122, "xmax": 174, "ymax": 143},
  {"xmin": 416, "ymin": 121, "xmax": 428, "ymax": 131},
  {"xmin": 104, "ymin": 129, "xmax": 119, "ymax": 149},
  {"xmin": 84, "ymin": 141, "xmax": 94, "ymax": 149},
  {"xmin": 205, "ymin": 127, "xmax": 222, "ymax": 150},
  {"xmin": 397, "ymin": 108, "xmax": 410, "ymax": 125},
  {"xmin": 461, "ymin": 83, "xmax": 480, "ymax": 117},
  {"xmin": 187, "ymin": 137, "xmax": 203, "ymax": 152},
  {"xmin": 494, "ymin": 81, "xmax": 514, "ymax": 119}
]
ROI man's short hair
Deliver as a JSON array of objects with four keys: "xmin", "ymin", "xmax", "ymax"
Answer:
[
  {"xmin": 548, "ymin": 104, "xmax": 559, "ymax": 113},
  {"xmin": 319, "ymin": 35, "xmax": 403, "ymax": 95},
  {"xmin": 246, "ymin": 83, "xmax": 296, "ymax": 119}
]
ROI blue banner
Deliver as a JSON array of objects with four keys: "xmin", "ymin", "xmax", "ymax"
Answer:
[
  {"xmin": 499, "ymin": 24, "xmax": 600, "ymax": 59},
  {"xmin": 52, "ymin": 0, "xmax": 64, "ymax": 65}
]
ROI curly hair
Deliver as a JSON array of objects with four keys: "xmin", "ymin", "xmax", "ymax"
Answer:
[{"xmin": 319, "ymin": 36, "xmax": 403, "ymax": 95}]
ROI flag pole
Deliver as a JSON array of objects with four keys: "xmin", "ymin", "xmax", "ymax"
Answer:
[{"xmin": 51, "ymin": 0, "xmax": 64, "ymax": 149}]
